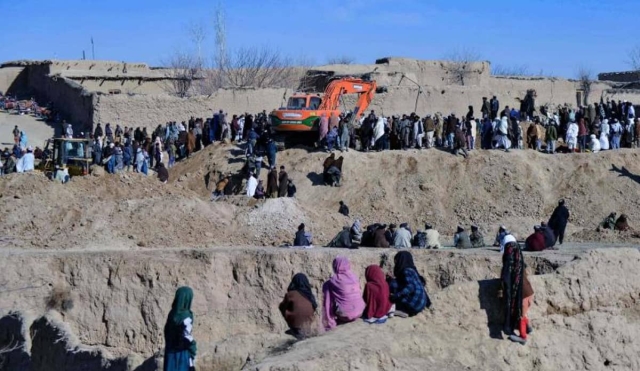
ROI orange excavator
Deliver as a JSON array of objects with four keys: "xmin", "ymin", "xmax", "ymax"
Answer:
[{"xmin": 269, "ymin": 77, "xmax": 377, "ymax": 147}]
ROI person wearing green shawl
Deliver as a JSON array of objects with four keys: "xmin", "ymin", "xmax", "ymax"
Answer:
[{"xmin": 164, "ymin": 286, "xmax": 197, "ymax": 371}]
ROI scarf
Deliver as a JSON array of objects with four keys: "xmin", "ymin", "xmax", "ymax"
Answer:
[
  {"xmin": 167, "ymin": 286, "xmax": 193, "ymax": 326},
  {"xmin": 163, "ymin": 286, "xmax": 194, "ymax": 352},
  {"xmin": 393, "ymin": 251, "xmax": 424, "ymax": 285},
  {"xmin": 288, "ymin": 273, "xmax": 317, "ymax": 310},
  {"xmin": 502, "ymin": 243, "xmax": 524, "ymax": 330},
  {"xmin": 323, "ymin": 256, "xmax": 365, "ymax": 330},
  {"xmin": 363, "ymin": 265, "xmax": 391, "ymax": 319}
]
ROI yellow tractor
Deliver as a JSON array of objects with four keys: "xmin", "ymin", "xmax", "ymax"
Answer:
[{"xmin": 37, "ymin": 138, "xmax": 92, "ymax": 177}]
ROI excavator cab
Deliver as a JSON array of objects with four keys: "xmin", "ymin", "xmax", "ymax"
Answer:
[{"xmin": 285, "ymin": 95, "xmax": 322, "ymax": 110}]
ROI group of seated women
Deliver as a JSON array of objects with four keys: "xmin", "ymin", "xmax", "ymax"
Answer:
[{"xmin": 279, "ymin": 251, "xmax": 432, "ymax": 337}]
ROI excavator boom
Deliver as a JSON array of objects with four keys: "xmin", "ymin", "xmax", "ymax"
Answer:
[
  {"xmin": 269, "ymin": 77, "xmax": 377, "ymax": 148},
  {"xmin": 318, "ymin": 78, "xmax": 377, "ymax": 113}
]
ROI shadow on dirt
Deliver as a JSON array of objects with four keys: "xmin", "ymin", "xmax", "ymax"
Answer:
[{"xmin": 477, "ymin": 279, "xmax": 505, "ymax": 340}]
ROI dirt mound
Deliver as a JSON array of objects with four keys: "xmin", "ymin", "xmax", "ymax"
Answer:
[
  {"xmin": 0, "ymin": 171, "xmax": 236, "ymax": 249},
  {"xmin": 4, "ymin": 145, "xmax": 640, "ymax": 249},
  {"xmin": 163, "ymin": 143, "xmax": 640, "ymax": 246}
]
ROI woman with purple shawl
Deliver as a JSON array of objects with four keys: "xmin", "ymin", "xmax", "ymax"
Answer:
[{"xmin": 322, "ymin": 256, "xmax": 365, "ymax": 330}]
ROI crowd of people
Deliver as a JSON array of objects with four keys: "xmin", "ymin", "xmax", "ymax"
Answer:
[
  {"xmin": 165, "ymin": 245, "xmax": 535, "ymax": 370},
  {"xmin": 313, "ymin": 97, "xmax": 638, "ymax": 157},
  {"xmin": 1, "ymin": 125, "xmax": 35, "ymax": 175}
]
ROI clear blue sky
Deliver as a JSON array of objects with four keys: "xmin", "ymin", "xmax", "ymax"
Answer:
[{"xmin": 1, "ymin": 0, "xmax": 638, "ymax": 78}]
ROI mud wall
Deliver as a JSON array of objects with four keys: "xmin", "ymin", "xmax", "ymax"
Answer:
[
  {"xmin": 92, "ymin": 88, "xmax": 287, "ymax": 129},
  {"xmin": 25, "ymin": 65, "xmax": 95, "ymax": 131},
  {"xmin": 0, "ymin": 66, "xmax": 26, "ymax": 95}
]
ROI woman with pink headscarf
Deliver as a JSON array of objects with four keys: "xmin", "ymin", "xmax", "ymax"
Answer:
[{"xmin": 322, "ymin": 256, "xmax": 365, "ymax": 331}]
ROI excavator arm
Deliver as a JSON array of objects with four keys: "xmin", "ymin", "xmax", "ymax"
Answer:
[{"xmin": 318, "ymin": 78, "xmax": 377, "ymax": 117}]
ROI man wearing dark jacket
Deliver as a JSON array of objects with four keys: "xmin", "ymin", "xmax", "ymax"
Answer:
[
  {"xmin": 373, "ymin": 225, "xmax": 390, "ymax": 248},
  {"xmin": 452, "ymin": 127, "xmax": 468, "ymax": 158},
  {"xmin": 157, "ymin": 162, "xmax": 169, "ymax": 183},
  {"xmin": 548, "ymin": 199, "xmax": 570, "ymax": 245},
  {"xmin": 267, "ymin": 166, "xmax": 278, "ymax": 198},
  {"xmin": 278, "ymin": 166, "xmax": 289, "ymax": 197},
  {"xmin": 481, "ymin": 97, "xmax": 490, "ymax": 118},
  {"xmin": 490, "ymin": 96, "xmax": 499, "ymax": 120},
  {"xmin": 293, "ymin": 224, "xmax": 310, "ymax": 246},
  {"xmin": 338, "ymin": 201, "xmax": 349, "ymax": 217}
]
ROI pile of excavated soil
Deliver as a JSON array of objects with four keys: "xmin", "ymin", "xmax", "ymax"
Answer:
[
  {"xmin": 3, "ymin": 144, "xmax": 640, "ymax": 249},
  {"xmin": 170, "ymin": 143, "xmax": 640, "ymax": 244},
  {"xmin": 0, "ymin": 171, "xmax": 236, "ymax": 249}
]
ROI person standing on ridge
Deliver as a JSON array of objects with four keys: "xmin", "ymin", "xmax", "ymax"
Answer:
[{"xmin": 548, "ymin": 199, "xmax": 570, "ymax": 245}]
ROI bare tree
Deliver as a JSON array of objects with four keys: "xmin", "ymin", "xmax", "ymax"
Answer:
[
  {"xmin": 492, "ymin": 64, "xmax": 531, "ymax": 77},
  {"xmin": 163, "ymin": 51, "xmax": 203, "ymax": 97},
  {"xmin": 576, "ymin": 66, "xmax": 593, "ymax": 105},
  {"xmin": 213, "ymin": 1, "xmax": 227, "ymax": 73},
  {"xmin": 220, "ymin": 47, "xmax": 300, "ymax": 89},
  {"xmin": 326, "ymin": 56, "xmax": 356, "ymax": 65},
  {"xmin": 443, "ymin": 48, "xmax": 482, "ymax": 85},
  {"xmin": 628, "ymin": 46, "xmax": 640, "ymax": 71},
  {"xmin": 188, "ymin": 21, "xmax": 207, "ymax": 67}
]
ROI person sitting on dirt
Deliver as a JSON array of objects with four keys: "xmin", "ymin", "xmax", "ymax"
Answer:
[
  {"xmin": 279, "ymin": 273, "xmax": 317, "ymax": 338},
  {"xmin": 524, "ymin": 226, "xmax": 546, "ymax": 252},
  {"xmin": 157, "ymin": 162, "xmax": 169, "ymax": 184},
  {"xmin": 278, "ymin": 166, "xmax": 289, "ymax": 197},
  {"xmin": 493, "ymin": 226, "xmax": 508, "ymax": 247},
  {"xmin": 454, "ymin": 226, "xmax": 472, "ymax": 249},
  {"xmin": 322, "ymin": 153, "xmax": 335, "ymax": 184},
  {"xmin": 326, "ymin": 165, "xmax": 341, "ymax": 187},
  {"xmin": 598, "ymin": 212, "xmax": 617, "ymax": 231},
  {"xmin": 322, "ymin": 256, "xmax": 365, "ymax": 330},
  {"xmin": 615, "ymin": 214, "xmax": 631, "ymax": 232},
  {"xmin": 287, "ymin": 179, "xmax": 296, "ymax": 197},
  {"xmin": 327, "ymin": 226, "xmax": 353, "ymax": 248},
  {"xmin": 589, "ymin": 134, "xmax": 601, "ymax": 153},
  {"xmin": 53, "ymin": 165, "xmax": 70, "ymax": 184},
  {"xmin": 254, "ymin": 180, "xmax": 266, "ymax": 199},
  {"xmin": 3, "ymin": 152, "xmax": 16, "ymax": 174},
  {"xmin": 374, "ymin": 224, "xmax": 390, "ymax": 248},
  {"xmin": 211, "ymin": 175, "xmax": 229, "ymax": 201},
  {"xmin": 499, "ymin": 235, "xmax": 534, "ymax": 345},
  {"xmin": 16, "ymin": 146, "xmax": 35, "ymax": 173},
  {"xmin": 338, "ymin": 201, "xmax": 350, "ymax": 217},
  {"xmin": 293, "ymin": 224, "xmax": 312, "ymax": 247},
  {"xmin": 470, "ymin": 225, "xmax": 485, "ymax": 248},
  {"xmin": 540, "ymin": 222, "xmax": 556, "ymax": 249},
  {"xmin": 164, "ymin": 286, "xmax": 197, "ymax": 370},
  {"xmin": 350, "ymin": 220, "xmax": 363, "ymax": 245},
  {"xmin": 388, "ymin": 251, "xmax": 431, "ymax": 318},
  {"xmin": 246, "ymin": 172, "xmax": 258, "ymax": 197},
  {"xmin": 424, "ymin": 224, "xmax": 441, "ymax": 249},
  {"xmin": 393, "ymin": 223, "xmax": 412, "ymax": 249},
  {"xmin": 363, "ymin": 265, "xmax": 393, "ymax": 324}
]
